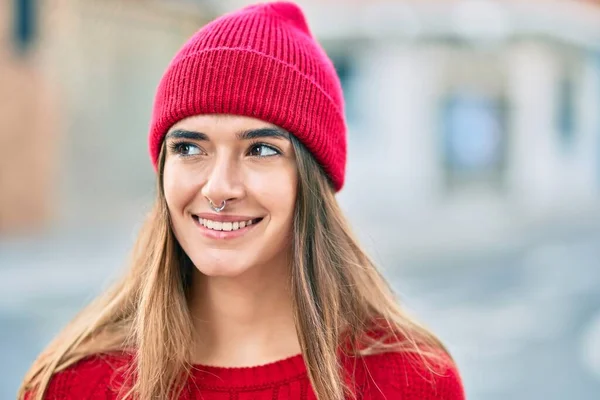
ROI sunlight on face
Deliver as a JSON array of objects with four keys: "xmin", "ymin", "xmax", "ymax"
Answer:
[{"xmin": 162, "ymin": 114, "xmax": 298, "ymax": 278}]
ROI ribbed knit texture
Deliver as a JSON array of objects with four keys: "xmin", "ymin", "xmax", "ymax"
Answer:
[
  {"xmin": 149, "ymin": 1, "xmax": 347, "ymax": 191},
  {"xmin": 29, "ymin": 351, "xmax": 465, "ymax": 399}
]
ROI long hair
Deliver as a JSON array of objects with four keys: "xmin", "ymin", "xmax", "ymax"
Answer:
[{"xmin": 18, "ymin": 136, "xmax": 448, "ymax": 400}]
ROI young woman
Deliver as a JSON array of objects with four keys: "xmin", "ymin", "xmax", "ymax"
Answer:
[{"xmin": 19, "ymin": 2, "xmax": 465, "ymax": 399}]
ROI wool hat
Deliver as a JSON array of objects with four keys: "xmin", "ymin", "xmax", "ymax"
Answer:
[{"xmin": 148, "ymin": 1, "xmax": 347, "ymax": 191}]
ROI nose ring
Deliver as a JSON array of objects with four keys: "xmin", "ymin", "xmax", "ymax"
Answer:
[{"xmin": 208, "ymin": 199, "xmax": 227, "ymax": 213}]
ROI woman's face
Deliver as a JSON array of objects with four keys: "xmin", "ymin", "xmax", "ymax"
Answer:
[{"xmin": 163, "ymin": 114, "xmax": 298, "ymax": 277}]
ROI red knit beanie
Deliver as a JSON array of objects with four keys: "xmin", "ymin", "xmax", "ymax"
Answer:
[{"xmin": 148, "ymin": 1, "xmax": 347, "ymax": 191}]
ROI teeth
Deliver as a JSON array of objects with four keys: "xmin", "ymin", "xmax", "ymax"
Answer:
[{"xmin": 198, "ymin": 218, "xmax": 256, "ymax": 231}]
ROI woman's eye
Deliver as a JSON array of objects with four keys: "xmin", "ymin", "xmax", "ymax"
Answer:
[
  {"xmin": 171, "ymin": 142, "xmax": 201, "ymax": 156},
  {"xmin": 249, "ymin": 144, "xmax": 280, "ymax": 157}
]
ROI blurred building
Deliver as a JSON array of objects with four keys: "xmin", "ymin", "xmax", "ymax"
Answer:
[
  {"xmin": 0, "ymin": 0, "xmax": 214, "ymax": 234},
  {"xmin": 280, "ymin": 1, "xmax": 600, "ymax": 209},
  {"xmin": 0, "ymin": 0, "xmax": 61, "ymax": 234},
  {"xmin": 265, "ymin": 0, "xmax": 600, "ymax": 259},
  {"xmin": 39, "ymin": 0, "xmax": 214, "ymax": 230},
  {"xmin": 2, "ymin": 0, "xmax": 600, "ymax": 259}
]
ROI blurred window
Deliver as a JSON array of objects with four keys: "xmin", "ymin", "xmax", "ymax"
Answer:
[
  {"xmin": 12, "ymin": 0, "xmax": 37, "ymax": 55},
  {"xmin": 556, "ymin": 72, "xmax": 576, "ymax": 150},
  {"xmin": 440, "ymin": 91, "xmax": 507, "ymax": 191},
  {"xmin": 331, "ymin": 53, "xmax": 360, "ymax": 131}
]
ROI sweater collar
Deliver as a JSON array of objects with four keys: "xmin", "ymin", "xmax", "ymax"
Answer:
[{"xmin": 191, "ymin": 353, "xmax": 307, "ymax": 389}]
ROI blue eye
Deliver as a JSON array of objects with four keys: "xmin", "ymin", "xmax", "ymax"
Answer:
[
  {"xmin": 169, "ymin": 142, "xmax": 202, "ymax": 156},
  {"xmin": 249, "ymin": 143, "xmax": 280, "ymax": 157}
]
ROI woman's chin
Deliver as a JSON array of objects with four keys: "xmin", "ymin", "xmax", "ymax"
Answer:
[
  {"xmin": 199, "ymin": 268, "xmax": 248, "ymax": 278},
  {"xmin": 193, "ymin": 260, "xmax": 252, "ymax": 278}
]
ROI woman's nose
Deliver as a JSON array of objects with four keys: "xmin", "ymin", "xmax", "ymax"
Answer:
[{"xmin": 200, "ymin": 157, "xmax": 244, "ymax": 208}]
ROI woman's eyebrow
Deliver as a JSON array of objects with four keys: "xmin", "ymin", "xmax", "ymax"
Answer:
[
  {"xmin": 165, "ymin": 127, "xmax": 290, "ymax": 141},
  {"xmin": 236, "ymin": 127, "xmax": 290, "ymax": 141},
  {"xmin": 165, "ymin": 129, "xmax": 209, "ymax": 141}
]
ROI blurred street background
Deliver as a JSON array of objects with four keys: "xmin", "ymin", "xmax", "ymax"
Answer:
[{"xmin": 2, "ymin": 0, "xmax": 600, "ymax": 399}]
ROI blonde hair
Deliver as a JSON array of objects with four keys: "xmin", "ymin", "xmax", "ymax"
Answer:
[{"xmin": 18, "ymin": 137, "xmax": 449, "ymax": 400}]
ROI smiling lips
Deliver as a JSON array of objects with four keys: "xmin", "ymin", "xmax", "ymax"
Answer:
[
  {"xmin": 192, "ymin": 213, "xmax": 263, "ymax": 238},
  {"xmin": 198, "ymin": 217, "xmax": 256, "ymax": 231}
]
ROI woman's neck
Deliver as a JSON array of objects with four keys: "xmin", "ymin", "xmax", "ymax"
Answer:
[{"xmin": 189, "ymin": 265, "xmax": 301, "ymax": 367}]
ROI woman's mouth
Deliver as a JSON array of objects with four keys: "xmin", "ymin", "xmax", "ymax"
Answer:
[
  {"xmin": 193, "ymin": 216, "xmax": 263, "ymax": 232},
  {"xmin": 191, "ymin": 215, "xmax": 264, "ymax": 239}
]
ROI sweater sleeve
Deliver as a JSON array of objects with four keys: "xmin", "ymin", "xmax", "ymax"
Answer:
[{"xmin": 356, "ymin": 351, "xmax": 465, "ymax": 400}]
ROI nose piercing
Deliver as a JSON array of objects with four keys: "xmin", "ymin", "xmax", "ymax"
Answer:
[{"xmin": 208, "ymin": 199, "xmax": 227, "ymax": 213}]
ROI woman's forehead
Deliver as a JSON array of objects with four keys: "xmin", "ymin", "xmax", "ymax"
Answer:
[{"xmin": 170, "ymin": 114, "xmax": 280, "ymax": 133}]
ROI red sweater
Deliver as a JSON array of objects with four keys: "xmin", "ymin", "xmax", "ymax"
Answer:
[{"xmin": 29, "ymin": 351, "xmax": 465, "ymax": 399}]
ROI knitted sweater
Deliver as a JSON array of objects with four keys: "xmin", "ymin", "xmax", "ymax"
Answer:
[{"xmin": 28, "ymin": 350, "xmax": 465, "ymax": 399}]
